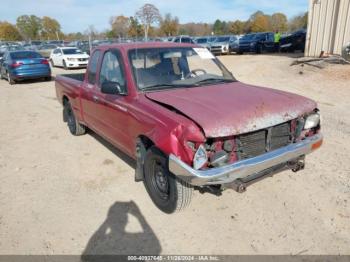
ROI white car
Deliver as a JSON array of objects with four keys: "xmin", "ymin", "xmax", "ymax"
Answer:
[{"xmin": 50, "ymin": 47, "xmax": 89, "ymax": 69}]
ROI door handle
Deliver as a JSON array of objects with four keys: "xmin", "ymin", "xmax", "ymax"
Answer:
[{"xmin": 92, "ymin": 95, "xmax": 99, "ymax": 103}]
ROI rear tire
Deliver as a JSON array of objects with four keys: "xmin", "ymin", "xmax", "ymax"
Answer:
[
  {"xmin": 45, "ymin": 76, "xmax": 52, "ymax": 81},
  {"xmin": 7, "ymin": 72, "xmax": 15, "ymax": 85},
  {"xmin": 63, "ymin": 101, "xmax": 86, "ymax": 136},
  {"xmin": 256, "ymin": 44, "xmax": 262, "ymax": 54},
  {"xmin": 143, "ymin": 146, "xmax": 193, "ymax": 213}
]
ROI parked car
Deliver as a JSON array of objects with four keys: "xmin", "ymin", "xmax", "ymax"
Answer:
[
  {"xmin": 195, "ymin": 37, "xmax": 211, "ymax": 49},
  {"xmin": 342, "ymin": 42, "xmax": 350, "ymax": 61},
  {"xmin": 37, "ymin": 44, "xmax": 58, "ymax": 58},
  {"xmin": 172, "ymin": 36, "xmax": 195, "ymax": 44},
  {"xmin": 280, "ymin": 29, "xmax": 306, "ymax": 52},
  {"xmin": 229, "ymin": 38, "xmax": 240, "ymax": 53},
  {"xmin": 0, "ymin": 50, "xmax": 51, "ymax": 85},
  {"xmin": 46, "ymin": 40, "xmax": 64, "ymax": 46},
  {"xmin": 50, "ymin": 47, "xmax": 90, "ymax": 69},
  {"xmin": 210, "ymin": 35, "xmax": 238, "ymax": 55},
  {"xmin": 238, "ymin": 32, "xmax": 275, "ymax": 54},
  {"xmin": 55, "ymin": 42, "xmax": 322, "ymax": 213}
]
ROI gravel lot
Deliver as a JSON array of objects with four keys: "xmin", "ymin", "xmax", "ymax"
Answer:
[{"xmin": 0, "ymin": 54, "xmax": 349, "ymax": 255}]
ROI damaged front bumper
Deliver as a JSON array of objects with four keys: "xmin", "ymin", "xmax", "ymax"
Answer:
[{"xmin": 169, "ymin": 133, "xmax": 323, "ymax": 186}]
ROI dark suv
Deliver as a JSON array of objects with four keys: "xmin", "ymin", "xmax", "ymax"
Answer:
[
  {"xmin": 238, "ymin": 32, "xmax": 275, "ymax": 54},
  {"xmin": 280, "ymin": 29, "xmax": 306, "ymax": 52}
]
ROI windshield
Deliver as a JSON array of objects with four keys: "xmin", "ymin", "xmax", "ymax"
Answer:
[
  {"xmin": 129, "ymin": 47, "xmax": 235, "ymax": 91},
  {"xmin": 241, "ymin": 34, "xmax": 255, "ymax": 40},
  {"xmin": 10, "ymin": 51, "xmax": 42, "ymax": 59},
  {"xmin": 63, "ymin": 48, "xmax": 83, "ymax": 55},
  {"xmin": 215, "ymin": 37, "xmax": 230, "ymax": 42},
  {"xmin": 42, "ymin": 45, "xmax": 57, "ymax": 49},
  {"xmin": 254, "ymin": 33, "xmax": 266, "ymax": 40},
  {"xmin": 196, "ymin": 38, "xmax": 208, "ymax": 44}
]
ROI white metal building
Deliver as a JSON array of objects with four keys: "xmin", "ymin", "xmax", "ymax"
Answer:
[{"xmin": 305, "ymin": 0, "xmax": 350, "ymax": 56}]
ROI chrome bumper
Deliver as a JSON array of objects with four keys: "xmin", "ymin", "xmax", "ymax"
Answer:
[{"xmin": 169, "ymin": 133, "xmax": 323, "ymax": 186}]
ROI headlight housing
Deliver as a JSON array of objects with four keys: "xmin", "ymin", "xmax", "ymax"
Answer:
[
  {"xmin": 193, "ymin": 144, "xmax": 208, "ymax": 170},
  {"xmin": 304, "ymin": 112, "xmax": 320, "ymax": 129}
]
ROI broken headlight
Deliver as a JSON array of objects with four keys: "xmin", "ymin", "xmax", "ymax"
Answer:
[
  {"xmin": 304, "ymin": 112, "xmax": 320, "ymax": 129},
  {"xmin": 193, "ymin": 144, "xmax": 208, "ymax": 170}
]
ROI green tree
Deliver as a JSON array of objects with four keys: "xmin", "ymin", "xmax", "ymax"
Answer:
[
  {"xmin": 288, "ymin": 12, "xmax": 308, "ymax": 31},
  {"xmin": 250, "ymin": 14, "xmax": 270, "ymax": 32},
  {"xmin": 160, "ymin": 13, "xmax": 179, "ymax": 36},
  {"xmin": 110, "ymin": 15, "xmax": 130, "ymax": 38},
  {"xmin": 16, "ymin": 15, "xmax": 42, "ymax": 40},
  {"xmin": 270, "ymin": 13, "xmax": 288, "ymax": 32},
  {"xmin": 41, "ymin": 16, "xmax": 62, "ymax": 40},
  {"xmin": 228, "ymin": 20, "xmax": 245, "ymax": 34},
  {"xmin": 0, "ymin": 21, "xmax": 22, "ymax": 40},
  {"xmin": 128, "ymin": 16, "xmax": 143, "ymax": 37},
  {"xmin": 213, "ymin": 19, "xmax": 224, "ymax": 34}
]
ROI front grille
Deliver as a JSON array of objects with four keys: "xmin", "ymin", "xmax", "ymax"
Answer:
[
  {"xmin": 236, "ymin": 122, "xmax": 292, "ymax": 160},
  {"xmin": 211, "ymin": 46, "xmax": 222, "ymax": 52}
]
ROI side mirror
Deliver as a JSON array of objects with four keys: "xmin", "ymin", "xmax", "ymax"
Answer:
[{"xmin": 101, "ymin": 81, "xmax": 123, "ymax": 95}]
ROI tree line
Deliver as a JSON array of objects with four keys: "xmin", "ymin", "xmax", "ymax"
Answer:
[
  {"xmin": 0, "ymin": 4, "xmax": 308, "ymax": 41},
  {"xmin": 0, "ymin": 15, "xmax": 64, "ymax": 41}
]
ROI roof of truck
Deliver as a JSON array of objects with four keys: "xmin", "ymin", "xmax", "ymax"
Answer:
[{"xmin": 94, "ymin": 42, "xmax": 197, "ymax": 51}]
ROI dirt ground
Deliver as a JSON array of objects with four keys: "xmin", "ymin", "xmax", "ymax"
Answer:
[{"xmin": 0, "ymin": 54, "xmax": 349, "ymax": 255}]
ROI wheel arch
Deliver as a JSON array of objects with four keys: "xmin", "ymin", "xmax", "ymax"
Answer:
[{"xmin": 134, "ymin": 134, "xmax": 156, "ymax": 182}]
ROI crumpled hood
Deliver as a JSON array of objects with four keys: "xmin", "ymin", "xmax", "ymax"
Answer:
[{"xmin": 145, "ymin": 82, "xmax": 317, "ymax": 138}]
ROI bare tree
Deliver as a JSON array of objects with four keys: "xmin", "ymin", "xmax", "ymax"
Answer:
[{"xmin": 135, "ymin": 3, "xmax": 161, "ymax": 40}]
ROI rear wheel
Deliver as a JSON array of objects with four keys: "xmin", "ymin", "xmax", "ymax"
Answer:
[
  {"xmin": 7, "ymin": 72, "xmax": 15, "ymax": 85},
  {"xmin": 63, "ymin": 101, "xmax": 86, "ymax": 136},
  {"xmin": 143, "ymin": 146, "xmax": 193, "ymax": 213},
  {"xmin": 256, "ymin": 44, "xmax": 263, "ymax": 54}
]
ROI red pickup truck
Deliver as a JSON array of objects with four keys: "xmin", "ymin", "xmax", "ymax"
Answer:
[{"xmin": 55, "ymin": 42, "xmax": 323, "ymax": 213}]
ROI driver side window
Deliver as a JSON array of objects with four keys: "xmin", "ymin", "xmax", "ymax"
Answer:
[{"xmin": 99, "ymin": 50, "xmax": 126, "ymax": 93}]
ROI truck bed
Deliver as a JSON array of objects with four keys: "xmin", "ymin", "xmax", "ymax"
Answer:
[{"xmin": 59, "ymin": 73, "xmax": 85, "ymax": 82}]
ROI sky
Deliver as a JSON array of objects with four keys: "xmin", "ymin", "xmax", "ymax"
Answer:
[{"xmin": 0, "ymin": 0, "xmax": 309, "ymax": 33}]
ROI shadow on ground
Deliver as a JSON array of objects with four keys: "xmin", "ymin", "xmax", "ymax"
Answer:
[
  {"xmin": 88, "ymin": 131, "xmax": 136, "ymax": 170},
  {"xmin": 81, "ymin": 201, "xmax": 161, "ymax": 261}
]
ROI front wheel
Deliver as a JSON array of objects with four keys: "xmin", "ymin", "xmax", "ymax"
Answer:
[
  {"xmin": 63, "ymin": 60, "xmax": 68, "ymax": 70},
  {"xmin": 143, "ymin": 146, "xmax": 193, "ymax": 213},
  {"xmin": 63, "ymin": 101, "xmax": 86, "ymax": 136}
]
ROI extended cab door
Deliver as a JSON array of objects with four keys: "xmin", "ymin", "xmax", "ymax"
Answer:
[
  {"xmin": 80, "ymin": 49, "xmax": 105, "ymax": 130},
  {"xmin": 95, "ymin": 49, "xmax": 131, "ymax": 154}
]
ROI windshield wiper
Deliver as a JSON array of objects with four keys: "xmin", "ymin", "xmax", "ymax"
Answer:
[
  {"xmin": 192, "ymin": 78, "xmax": 235, "ymax": 86},
  {"xmin": 141, "ymin": 83, "xmax": 195, "ymax": 91}
]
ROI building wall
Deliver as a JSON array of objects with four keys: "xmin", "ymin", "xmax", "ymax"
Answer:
[{"xmin": 305, "ymin": 0, "xmax": 350, "ymax": 56}]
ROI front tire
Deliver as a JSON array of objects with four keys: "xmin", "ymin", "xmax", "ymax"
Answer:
[
  {"xmin": 63, "ymin": 60, "xmax": 68, "ymax": 70},
  {"xmin": 50, "ymin": 59, "xmax": 55, "ymax": 67},
  {"xmin": 63, "ymin": 101, "xmax": 86, "ymax": 136},
  {"xmin": 143, "ymin": 146, "xmax": 193, "ymax": 213}
]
